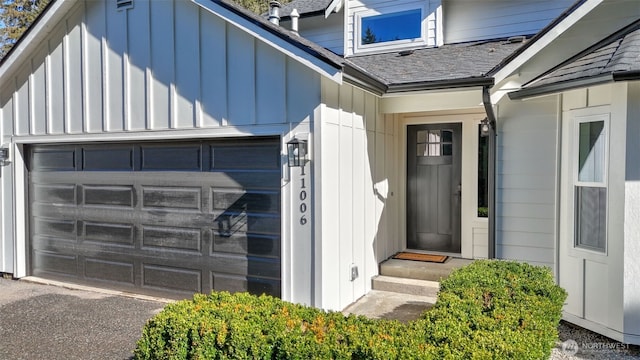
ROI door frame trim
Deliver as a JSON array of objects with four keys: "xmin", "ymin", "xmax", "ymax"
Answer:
[{"xmin": 397, "ymin": 111, "xmax": 487, "ymax": 259}]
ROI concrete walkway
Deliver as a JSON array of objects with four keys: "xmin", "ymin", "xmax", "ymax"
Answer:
[{"xmin": 342, "ymin": 290, "xmax": 436, "ymax": 322}]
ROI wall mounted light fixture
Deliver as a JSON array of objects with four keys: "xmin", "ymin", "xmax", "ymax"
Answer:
[
  {"xmin": 480, "ymin": 118, "xmax": 492, "ymax": 137},
  {"xmin": 287, "ymin": 138, "xmax": 308, "ymax": 167},
  {"xmin": 0, "ymin": 147, "xmax": 10, "ymax": 166}
]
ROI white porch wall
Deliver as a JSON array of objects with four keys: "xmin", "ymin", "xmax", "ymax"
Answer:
[
  {"xmin": 559, "ymin": 83, "xmax": 640, "ymax": 345},
  {"xmin": 443, "ymin": 0, "xmax": 574, "ymax": 44},
  {"xmin": 318, "ymin": 80, "xmax": 397, "ymax": 311},
  {"xmin": 623, "ymin": 82, "xmax": 640, "ymax": 341},
  {"xmin": 495, "ymin": 95, "xmax": 559, "ymax": 269},
  {"xmin": 0, "ymin": 0, "xmax": 323, "ymax": 305}
]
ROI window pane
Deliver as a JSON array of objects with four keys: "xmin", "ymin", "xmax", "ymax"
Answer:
[
  {"xmin": 442, "ymin": 144, "xmax": 452, "ymax": 156},
  {"xmin": 428, "ymin": 143, "xmax": 440, "ymax": 156},
  {"xmin": 442, "ymin": 130, "xmax": 452, "ymax": 143},
  {"xmin": 417, "ymin": 130, "xmax": 428, "ymax": 143},
  {"xmin": 428, "ymin": 130, "xmax": 440, "ymax": 143},
  {"xmin": 417, "ymin": 144, "xmax": 427, "ymax": 157},
  {"xmin": 478, "ymin": 126, "xmax": 488, "ymax": 217},
  {"xmin": 361, "ymin": 9, "xmax": 421, "ymax": 45},
  {"xmin": 578, "ymin": 121, "xmax": 606, "ymax": 182},
  {"xmin": 575, "ymin": 186, "xmax": 606, "ymax": 252}
]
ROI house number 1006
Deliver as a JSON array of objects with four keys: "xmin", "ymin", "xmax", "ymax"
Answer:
[{"xmin": 299, "ymin": 165, "xmax": 308, "ymax": 225}]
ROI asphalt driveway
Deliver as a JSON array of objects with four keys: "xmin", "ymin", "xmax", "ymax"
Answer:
[{"xmin": 0, "ymin": 277, "xmax": 166, "ymax": 360}]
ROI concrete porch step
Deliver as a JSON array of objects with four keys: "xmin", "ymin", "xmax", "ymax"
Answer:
[
  {"xmin": 372, "ymin": 275, "xmax": 439, "ymax": 298},
  {"xmin": 380, "ymin": 258, "xmax": 473, "ymax": 282}
]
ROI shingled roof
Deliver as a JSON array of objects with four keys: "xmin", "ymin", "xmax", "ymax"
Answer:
[
  {"xmin": 346, "ymin": 38, "xmax": 527, "ymax": 92},
  {"xmin": 511, "ymin": 20, "xmax": 640, "ymax": 98},
  {"xmin": 280, "ymin": 0, "xmax": 333, "ymax": 18}
]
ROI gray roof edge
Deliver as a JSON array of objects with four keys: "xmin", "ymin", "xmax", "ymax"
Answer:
[
  {"xmin": 613, "ymin": 70, "xmax": 640, "ymax": 82},
  {"xmin": 343, "ymin": 64, "xmax": 387, "ymax": 95},
  {"xmin": 509, "ymin": 74, "xmax": 613, "ymax": 100},
  {"xmin": 386, "ymin": 77, "xmax": 495, "ymax": 94}
]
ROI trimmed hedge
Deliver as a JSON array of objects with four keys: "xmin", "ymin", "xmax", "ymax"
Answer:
[{"xmin": 134, "ymin": 260, "xmax": 566, "ymax": 359}]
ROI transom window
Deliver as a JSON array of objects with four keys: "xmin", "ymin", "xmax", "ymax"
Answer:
[
  {"xmin": 574, "ymin": 116, "xmax": 608, "ymax": 253},
  {"xmin": 361, "ymin": 9, "xmax": 422, "ymax": 45},
  {"xmin": 355, "ymin": 6, "xmax": 426, "ymax": 53},
  {"xmin": 416, "ymin": 129, "xmax": 452, "ymax": 157}
]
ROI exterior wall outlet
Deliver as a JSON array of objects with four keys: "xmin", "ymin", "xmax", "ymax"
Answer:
[{"xmin": 350, "ymin": 264, "xmax": 359, "ymax": 281}]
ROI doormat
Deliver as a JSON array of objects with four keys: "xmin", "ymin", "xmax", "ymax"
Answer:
[{"xmin": 393, "ymin": 252, "xmax": 448, "ymax": 263}]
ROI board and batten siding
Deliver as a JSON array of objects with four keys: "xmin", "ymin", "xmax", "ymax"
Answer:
[
  {"xmin": 0, "ymin": 0, "xmax": 322, "ymax": 281},
  {"xmin": 495, "ymin": 96, "xmax": 559, "ymax": 269},
  {"xmin": 318, "ymin": 80, "xmax": 396, "ymax": 311},
  {"xmin": 443, "ymin": 0, "xmax": 574, "ymax": 44},
  {"xmin": 346, "ymin": 0, "xmax": 442, "ymax": 56},
  {"xmin": 558, "ymin": 83, "xmax": 640, "ymax": 344},
  {"xmin": 0, "ymin": 0, "xmax": 320, "ymax": 136}
]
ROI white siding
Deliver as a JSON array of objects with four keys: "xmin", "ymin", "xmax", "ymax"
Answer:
[
  {"xmin": 0, "ymin": 90, "xmax": 13, "ymax": 273},
  {"xmin": 559, "ymin": 83, "xmax": 640, "ymax": 345},
  {"xmin": 624, "ymin": 82, "xmax": 640, "ymax": 340},
  {"xmin": 319, "ymin": 80, "xmax": 395, "ymax": 311},
  {"xmin": 495, "ymin": 96, "xmax": 559, "ymax": 268},
  {"xmin": 444, "ymin": 0, "xmax": 574, "ymax": 43},
  {"xmin": 0, "ymin": 0, "xmax": 323, "ymax": 297},
  {"xmin": 346, "ymin": 0, "xmax": 442, "ymax": 56},
  {"xmin": 1, "ymin": 0, "xmax": 321, "ymax": 136},
  {"xmin": 282, "ymin": 14, "xmax": 344, "ymax": 55}
]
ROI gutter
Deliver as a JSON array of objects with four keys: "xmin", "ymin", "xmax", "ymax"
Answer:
[
  {"xmin": 510, "ymin": 70, "xmax": 640, "ymax": 100},
  {"xmin": 613, "ymin": 70, "xmax": 640, "ymax": 82},
  {"xmin": 482, "ymin": 86, "xmax": 497, "ymax": 259},
  {"xmin": 342, "ymin": 64, "xmax": 387, "ymax": 96},
  {"xmin": 386, "ymin": 77, "xmax": 494, "ymax": 94}
]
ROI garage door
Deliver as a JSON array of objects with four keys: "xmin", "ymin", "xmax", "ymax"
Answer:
[{"xmin": 28, "ymin": 138, "xmax": 281, "ymax": 299}]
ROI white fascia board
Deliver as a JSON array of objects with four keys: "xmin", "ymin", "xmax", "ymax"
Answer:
[
  {"xmin": 492, "ymin": 0, "xmax": 603, "ymax": 89},
  {"xmin": 325, "ymin": 0, "xmax": 343, "ymax": 18},
  {"xmin": 380, "ymin": 88, "xmax": 484, "ymax": 114},
  {"xmin": 0, "ymin": 0, "xmax": 79, "ymax": 86},
  {"xmin": 192, "ymin": 0, "xmax": 343, "ymax": 84}
]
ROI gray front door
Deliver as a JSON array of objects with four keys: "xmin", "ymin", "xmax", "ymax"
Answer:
[{"xmin": 407, "ymin": 124, "xmax": 462, "ymax": 253}]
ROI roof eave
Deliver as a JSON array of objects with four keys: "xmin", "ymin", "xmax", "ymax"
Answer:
[
  {"xmin": 612, "ymin": 70, "xmax": 640, "ymax": 82},
  {"xmin": 508, "ymin": 74, "xmax": 613, "ymax": 100},
  {"xmin": 342, "ymin": 65, "xmax": 387, "ymax": 96},
  {"xmin": 386, "ymin": 77, "xmax": 495, "ymax": 94}
]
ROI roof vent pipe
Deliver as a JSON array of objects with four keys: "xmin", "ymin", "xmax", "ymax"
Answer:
[
  {"xmin": 290, "ymin": 9, "xmax": 300, "ymax": 35},
  {"xmin": 268, "ymin": 1, "xmax": 281, "ymax": 26}
]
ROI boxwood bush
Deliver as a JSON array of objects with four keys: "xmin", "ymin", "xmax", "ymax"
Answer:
[{"xmin": 134, "ymin": 260, "xmax": 566, "ymax": 359}]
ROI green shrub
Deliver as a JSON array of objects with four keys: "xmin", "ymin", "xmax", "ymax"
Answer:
[
  {"xmin": 134, "ymin": 260, "xmax": 566, "ymax": 360},
  {"xmin": 420, "ymin": 260, "xmax": 567, "ymax": 359}
]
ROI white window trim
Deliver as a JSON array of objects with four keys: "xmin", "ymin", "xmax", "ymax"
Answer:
[
  {"xmin": 353, "ymin": 3, "xmax": 428, "ymax": 55},
  {"xmin": 572, "ymin": 113, "xmax": 610, "ymax": 255}
]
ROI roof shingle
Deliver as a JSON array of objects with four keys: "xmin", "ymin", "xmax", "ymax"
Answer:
[
  {"xmin": 526, "ymin": 21, "xmax": 640, "ymax": 88},
  {"xmin": 346, "ymin": 39, "xmax": 526, "ymax": 86}
]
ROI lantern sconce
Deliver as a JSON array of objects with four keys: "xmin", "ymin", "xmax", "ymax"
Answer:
[
  {"xmin": 287, "ymin": 138, "xmax": 308, "ymax": 167},
  {"xmin": 480, "ymin": 118, "xmax": 493, "ymax": 137},
  {"xmin": 0, "ymin": 146, "xmax": 10, "ymax": 166}
]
